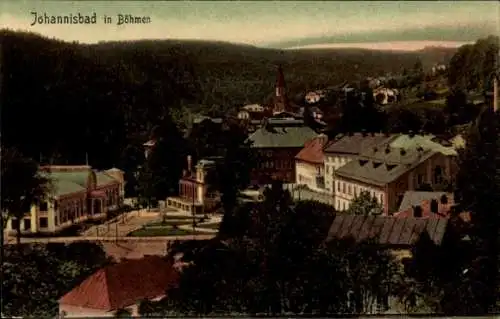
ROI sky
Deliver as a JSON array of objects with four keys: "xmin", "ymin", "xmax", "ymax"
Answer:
[{"xmin": 1, "ymin": 1, "xmax": 498, "ymax": 50}]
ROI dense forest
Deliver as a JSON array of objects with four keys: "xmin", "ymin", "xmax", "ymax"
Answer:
[{"xmin": 2, "ymin": 29, "xmax": 456, "ymax": 170}]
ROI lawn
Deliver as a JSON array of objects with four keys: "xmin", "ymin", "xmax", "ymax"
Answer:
[
  {"xmin": 127, "ymin": 227, "xmax": 213, "ymax": 237},
  {"xmin": 146, "ymin": 220, "xmax": 196, "ymax": 227},
  {"xmin": 198, "ymin": 222, "xmax": 220, "ymax": 230}
]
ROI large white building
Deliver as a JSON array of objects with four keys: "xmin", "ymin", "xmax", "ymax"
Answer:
[
  {"xmin": 294, "ymin": 134, "xmax": 329, "ymax": 193},
  {"xmin": 333, "ymin": 134, "xmax": 458, "ymax": 213},
  {"xmin": 323, "ymin": 133, "xmax": 395, "ymax": 196},
  {"xmin": 4, "ymin": 165, "xmax": 125, "ymax": 235}
]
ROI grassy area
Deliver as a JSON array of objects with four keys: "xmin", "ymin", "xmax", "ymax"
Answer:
[
  {"xmin": 128, "ymin": 227, "xmax": 212, "ymax": 237},
  {"xmin": 198, "ymin": 222, "xmax": 220, "ymax": 230},
  {"xmin": 146, "ymin": 220, "xmax": 196, "ymax": 227}
]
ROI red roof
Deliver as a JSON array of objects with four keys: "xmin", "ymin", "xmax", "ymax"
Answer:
[
  {"xmin": 393, "ymin": 197, "xmax": 471, "ymax": 222},
  {"xmin": 59, "ymin": 256, "xmax": 179, "ymax": 311},
  {"xmin": 295, "ymin": 135, "xmax": 329, "ymax": 164}
]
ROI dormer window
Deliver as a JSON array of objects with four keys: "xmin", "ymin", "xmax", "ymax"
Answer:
[
  {"xmin": 373, "ymin": 162, "xmax": 382, "ymax": 169},
  {"xmin": 386, "ymin": 164, "xmax": 397, "ymax": 171}
]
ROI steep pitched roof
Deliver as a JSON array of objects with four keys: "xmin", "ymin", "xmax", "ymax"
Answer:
[
  {"xmin": 295, "ymin": 134, "xmax": 329, "ymax": 164},
  {"xmin": 59, "ymin": 256, "xmax": 178, "ymax": 311},
  {"xmin": 336, "ymin": 147, "xmax": 436, "ymax": 186},
  {"xmin": 248, "ymin": 123, "xmax": 317, "ymax": 148},
  {"xmin": 325, "ymin": 215, "xmax": 449, "ymax": 246},
  {"xmin": 323, "ymin": 133, "xmax": 396, "ymax": 155}
]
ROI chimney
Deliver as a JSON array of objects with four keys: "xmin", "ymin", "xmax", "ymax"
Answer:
[
  {"xmin": 494, "ymin": 76, "xmax": 498, "ymax": 113},
  {"xmin": 187, "ymin": 155, "xmax": 192, "ymax": 172}
]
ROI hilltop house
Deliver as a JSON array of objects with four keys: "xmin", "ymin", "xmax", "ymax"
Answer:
[
  {"xmin": 248, "ymin": 118, "xmax": 317, "ymax": 185},
  {"xmin": 4, "ymin": 165, "xmax": 124, "ymax": 235},
  {"xmin": 295, "ymin": 134, "xmax": 329, "ymax": 193},
  {"xmin": 166, "ymin": 156, "xmax": 220, "ymax": 215}
]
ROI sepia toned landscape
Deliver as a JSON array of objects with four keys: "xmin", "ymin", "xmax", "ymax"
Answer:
[{"xmin": 1, "ymin": 1, "xmax": 499, "ymax": 318}]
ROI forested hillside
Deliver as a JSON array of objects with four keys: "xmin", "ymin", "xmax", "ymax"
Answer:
[{"xmin": 2, "ymin": 30, "xmax": 456, "ymax": 169}]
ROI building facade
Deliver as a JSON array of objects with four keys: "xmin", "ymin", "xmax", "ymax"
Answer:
[
  {"xmin": 5, "ymin": 165, "xmax": 125, "ymax": 235},
  {"xmin": 323, "ymin": 133, "xmax": 395, "ymax": 195},
  {"xmin": 334, "ymin": 145, "xmax": 457, "ymax": 214},
  {"xmin": 295, "ymin": 134, "xmax": 329, "ymax": 193},
  {"xmin": 166, "ymin": 156, "xmax": 220, "ymax": 215},
  {"xmin": 248, "ymin": 118, "xmax": 318, "ymax": 185}
]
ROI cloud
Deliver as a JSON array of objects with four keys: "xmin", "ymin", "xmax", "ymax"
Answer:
[{"xmin": 265, "ymin": 23, "xmax": 497, "ymax": 49}]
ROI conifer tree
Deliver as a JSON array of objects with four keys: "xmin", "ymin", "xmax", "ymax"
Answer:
[{"xmin": 454, "ymin": 107, "xmax": 500, "ymax": 313}]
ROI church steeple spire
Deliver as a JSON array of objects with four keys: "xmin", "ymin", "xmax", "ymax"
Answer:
[{"xmin": 273, "ymin": 64, "xmax": 289, "ymax": 114}]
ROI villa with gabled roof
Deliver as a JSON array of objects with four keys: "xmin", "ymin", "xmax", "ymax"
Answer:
[{"xmin": 5, "ymin": 165, "xmax": 125, "ymax": 235}]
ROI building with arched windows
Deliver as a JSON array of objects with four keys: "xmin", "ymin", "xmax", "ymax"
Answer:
[{"xmin": 4, "ymin": 165, "xmax": 125, "ymax": 235}]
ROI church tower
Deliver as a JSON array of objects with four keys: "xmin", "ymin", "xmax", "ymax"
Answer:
[{"xmin": 273, "ymin": 64, "xmax": 290, "ymax": 114}]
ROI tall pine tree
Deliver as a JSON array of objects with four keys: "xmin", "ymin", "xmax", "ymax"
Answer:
[{"xmin": 454, "ymin": 106, "xmax": 500, "ymax": 314}]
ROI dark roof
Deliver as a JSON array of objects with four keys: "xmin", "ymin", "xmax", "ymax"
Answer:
[
  {"xmin": 398, "ymin": 191, "xmax": 449, "ymax": 211},
  {"xmin": 335, "ymin": 147, "xmax": 436, "ymax": 186},
  {"xmin": 323, "ymin": 133, "xmax": 396, "ymax": 155},
  {"xmin": 295, "ymin": 134, "xmax": 329, "ymax": 164},
  {"xmin": 325, "ymin": 215, "xmax": 449, "ymax": 246},
  {"xmin": 248, "ymin": 123, "xmax": 317, "ymax": 148},
  {"xmin": 59, "ymin": 256, "xmax": 178, "ymax": 311}
]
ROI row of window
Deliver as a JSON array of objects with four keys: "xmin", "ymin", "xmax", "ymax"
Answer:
[
  {"xmin": 326, "ymin": 156, "xmax": 349, "ymax": 164},
  {"xmin": 259, "ymin": 160, "xmax": 292, "ymax": 169},
  {"xmin": 336, "ymin": 181, "xmax": 384, "ymax": 205},
  {"xmin": 11, "ymin": 217, "xmax": 49, "ymax": 231}
]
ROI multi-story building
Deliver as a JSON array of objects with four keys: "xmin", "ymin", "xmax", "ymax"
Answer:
[
  {"xmin": 334, "ymin": 144, "xmax": 457, "ymax": 214},
  {"xmin": 323, "ymin": 133, "xmax": 395, "ymax": 195},
  {"xmin": 5, "ymin": 165, "xmax": 125, "ymax": 235},
  {"xmin": 166, "ymin": 156, "xmax": 220, "ymax": 215},
  {"xmin": 294, "ymin": 134, "xmax": 329, "ymax": 193},
  {"xmin": 248, "ymin": 118, "xmax": 318, "ymax": 185}
]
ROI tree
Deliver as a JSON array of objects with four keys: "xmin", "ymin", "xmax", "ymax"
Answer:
[
  {"xmin": 453, "ymin": 107, "xmax": 500, "ymax": 314},
  {"xmin": 113, "ymin": 308, "xmax": 132, "ymax": 318},
  {"xmin": 136, "ymin": 118, "xmax": 188, "ymax": 206},
  {"xmin": 2, "ymin": 242, "xmax": 112, "ymax": 317},
  {"xmin": 210, "ymin": 121, "xmax": 257, "ymax": 237},
  {"xmin": 346, "ymin": 191, "xmax": 383, "ymax": 215},
  {"xmin": 1, "ymin": 147, "xmax": 51, "ymax": 245}
]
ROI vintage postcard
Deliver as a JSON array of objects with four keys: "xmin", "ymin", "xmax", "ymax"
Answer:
[{"xmin": 1, "ymin": 1, "xmax": 499, "ymax": 318}]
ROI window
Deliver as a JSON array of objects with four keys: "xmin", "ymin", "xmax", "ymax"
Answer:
[
  {"xmin": 417, "ymin": 174, "xmax": 424, "ymax": 186},
  {"xmin": 54, "ymin": 201, "xmax": 59, "ymax": 210},
  {"xmin": 343, "ymin": 202, "xmax": 346, "ymax": 211},
  {"xmin": 348, "ymin": 185, "xmax": 352, "ymax": 195},
  {"xmin": 23, "ymin": 219, "xmax": 31, "ymax": 231},
  {"xmin": 326, "ymin": 166, "xmax": 329, "ymax": 174},
  {"xmin": 39, "ymin": 217, "xmax": 48, "ymax": 228},
  {"xmin": 11, "ymin": 219, "xmax": 19, "ymax": 230},
  {"xmin": 342, "ymin": 183, "xmax": 346, "ymax": 194},
  {"xmin": 55, "ymin": 215, "xmax": 59, "ymax": 226},
  {"xmin": 337, "ymin": 181, "xmax": 341, "ymax": 192},
  {"xmin": 39, "ymin": 201, "xmax": 48, "ymax": 211},
  {"xmin": 434, "ymin": 166, "xmax": 444, "ymax": 184}
]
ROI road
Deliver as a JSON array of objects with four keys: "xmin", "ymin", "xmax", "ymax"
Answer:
[{"xmin": 3, "ymin": 234, "xmax": 216, "ymax": 245}]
